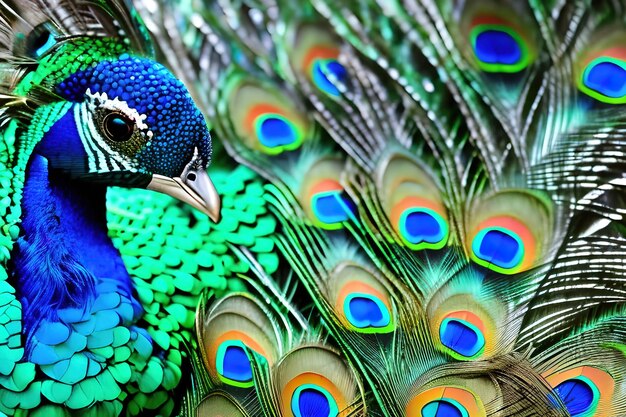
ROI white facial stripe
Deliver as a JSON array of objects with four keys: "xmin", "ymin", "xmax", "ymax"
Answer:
[
  {"xmin": 76, "ymin": 93, "xmax": 143, "ymax": 174},
  {"xmin": 75, "ymin": 103, "xmax": 102, "ymax": 172}
]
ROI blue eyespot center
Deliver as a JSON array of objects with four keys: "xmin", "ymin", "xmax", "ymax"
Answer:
[
  {"xmin": 312, "ymin": 59, "xmax": 347, "ymax": 96},
  {"xmin": 312, "ymin": 191, "xmax": 355, "ymax": 225},
  {"xmin": 257, "ymin": 116, "xmax": 297, "ymax": 148},
  {"xmin": 401, "ymin": 209, "xmax": 447, "ymax": 245},
  {"xmin": 300, "ymin": 389, "xmax": 330, "ymax": 417},
  {"xmin": 325, "ymin": 61, "xmax": 348, "ymax": 81},
  {"xmin": 474, "ymin": 30, "xmax": 521, "ymax": 65},
  {"xmin": 223, "ymin": 345, "xmax": 252, "ymax": 381},
  {"xmin": 291, "ymin": 385, "xmax": 339, "ymax": 417},
  {"xmin": 584, "ymin": 60, "xmax": 626, "ymax": 99},
  {"xmin": 344, "ymin": 294, "xmax": 390, "ymax": 329},
  {"xmin": 472, "ymin": 228, "xmax": 523, "ymax": 269},
  {"xmin": 439, "ymin": 318, "xmax": 485, "ymax": 358},
  {"xmin": 421, "ymin": 400, "xmax": 466, "ymax": 417},
  {"xmin": 216, "ymin": 342, "xmax": 253, "ymax": 384},
  {"xmin": 554, "ymin": 378, "xmax": 595, "ymax": 416}
]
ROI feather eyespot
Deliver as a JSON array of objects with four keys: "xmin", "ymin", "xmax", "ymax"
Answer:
[
  {"xmin": 576, "ymin": 45, "xmax": 626, "ymax": 103},
  {"xmin": 288, "ymin": 23, "xmax": 348, "ymax": 96},
  {"xmin": 198, "ymin": 295, "xmax": 281, "ymax": 389},
  {"xmin": 406, "ymin": 386, "xmax": 485, "ymax": 417},
  {"xmin": 470, "ymin": 222, "xmax": 526, "ymax": 272},
  {"xmin": 457, "ymin": 1, "xmax": 537, "ymax": 75},
  {"xmin": 376, "ymin": 154, "xmax": 449, "ymax": 251},
  {"xmin": 553, "ymin": 377, "xmax": 598, "ymax": 416},
  {"xmin": 276, "ymin": 347, "xmax": 362, "ymax": 417},
  {"xmin": 312, "ymin": 59, "xmax": 347, "ymax": 97},
  {"xmin": 102, "ymin": 112, "xmax": 134, "ymax": 142},
  {"xmin": 223, "ymin": 74, "xmax": 312, "ymax": 154},
  {"xmin": 254, "ymin": 113, "xmax": 303, "ymax": 151},
  {"xmin": 545, "ymin": 366, "xmax": 612, "ymax": 417},
  {"xmin": 469, "ymin": 17, "xmax": 532, "ymax": 73},
  {"xmin": 326, "ymin": 263, "xmax": 395, "ymax": 334},
  {"xmin": 27, "ymin": 24, "xmax": 58, "ymax": 58},
  {"xmin": 438, "ymin": 312, "xmax": 486, "ymax": 360},
  {"xmin": 336, "ymin": 278, "xmax": 394, "ymax": 334},
  {"xmin": 215, "ymin": 339, "xmax": 264, "ymax": 388},
  {"xmin": 395, "ymin": 200, "xmax": 449, "ymax": 251},
  {"xmin": 300, "ymin": 158, "xmax": 356, "ymax": 230},
  {"xmin": 290, "ymin": 385, "xmax": 339, "ymax": 417},
  {"xmin": 310, "ymin": 183, "xmax": 356, "ymax": 229},
  {"xmin": 571, "ymin": 27, "xmax": 626, "ymax": 104},
  {"xmin": 344, "ymin": 293, "xmax": 390, "ymax": 329},
  {"xmin": 465, "ymin": 190, "xmax": 552, "ymax": 274}
]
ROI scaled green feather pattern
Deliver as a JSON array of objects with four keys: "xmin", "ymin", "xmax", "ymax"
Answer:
[
  {"xmin": 0, "ymin": 1, "xmax": 246, "ymax": 416},
  {"xmin": 107, "ymin": 163, "xmax": 278, "ymax": 345},
  {"xmin": 3, "ymin": 0, "xmax": 626, "ymax": 416}
]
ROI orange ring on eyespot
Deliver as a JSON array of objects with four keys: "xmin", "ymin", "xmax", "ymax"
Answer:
[
  {"xmin": 389, "ymin": 196, "xmax": 447, "ymax": 230},
  {"xmin": 442, "ymin": 311, "xmax": 486, "ymax": 337},
  {"xmin": 390, "ymin": 196, "xmax": 449, "ymax": 250},
  {"xmin": 431, "ymin": 303, "xmax": 498, "ymax": 359},
  {"xmin": 306, "ymin": 179, "xmax": 354, "ymax": 229},
  {"xmin": 209, "ymin": 330, "xmax": 270, "ymax": 367},
  {"xmin": 206, "ymin": 330, "xmax": 271, "ymax": 388},
  {"xmin": 244, "ymin": 103, "xmax": 292, "ymax": 132},
  {"xmin": 471, "ymin": 15, "xmax": 514, "ymax": 28},
  {"xmin": 335, "ymin": 280, "xmax": 393, "ymax": 332},
  {"xmin": 579, "ymin": 47, "xmax": 626, "ymax": 69},
  {"xmin": 281, "ymin": 372, "xmax": 347, "ymax": 417},
  {"xmin": 469, "ymin": 15, "xmax": 530, "ymax": 40},
  {"xmin": 544, "ymin": 366, "xmax": 614, "ymax": 399},
  {"xmin": 302, "ymin": 46, "xmax": 340, "ymax": 74},
  {"xmin": 336, "ymin": 281, "xmax": 391, "ymax": 313},
  {"xmin": 310, "ymin": 179, "xmax": 343, "ymax": 196},
  {"xmin": 544, "ymin": 366, "xmax": 613, "ymax": 417},
  {"xmin": 405, "ymin": 386, "xmax": 485, "ymax": 417},
  {"xmin": 470, "ymin": 215, "xmax": 536, "ymax": 272}
]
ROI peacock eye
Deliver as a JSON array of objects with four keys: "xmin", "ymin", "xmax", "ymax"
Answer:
[{"xmin": 103, "ymin": 113, "xmax": 134, "ymax": 142}]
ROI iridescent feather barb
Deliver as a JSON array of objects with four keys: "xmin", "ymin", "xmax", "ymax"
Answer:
[
  {"xmin": 141, "ymin": 0, "xmax": 626, "ymax": 416},
  {"xmin": 0, "ymin": 0, "xmax": 229, "ymax": 415},
  {"xmin": 2, "ymin": 0, "xmax": 626, "ymax": 416}
]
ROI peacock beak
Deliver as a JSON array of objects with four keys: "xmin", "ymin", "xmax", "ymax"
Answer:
[{"xmin": 147, "ymin": 148, "xmax": 222, "ymax": 222}]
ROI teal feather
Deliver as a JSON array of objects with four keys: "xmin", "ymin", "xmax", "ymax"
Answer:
[{"xmin": 142, "ymin": 1, "xmax": 626, "ymax": 416}]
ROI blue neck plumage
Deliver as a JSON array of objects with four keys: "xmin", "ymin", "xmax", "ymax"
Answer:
[{"xmin": 13, "ymin": 153, "xmax": 133, "ymax": 342}]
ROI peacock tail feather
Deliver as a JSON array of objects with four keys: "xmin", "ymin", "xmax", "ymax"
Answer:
[{"xmin": 1, "ymin": 0, "xmax": 626, "ymax": 416}]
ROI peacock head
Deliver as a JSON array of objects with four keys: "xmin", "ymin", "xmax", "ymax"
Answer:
[{"xmin": 27, "ymin": 39, "xmax": 221, "ymax": 221}]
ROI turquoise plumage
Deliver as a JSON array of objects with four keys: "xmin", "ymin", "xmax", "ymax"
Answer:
[
  {"xmin": 1, "ymin": 0, "xmax": 626, "ymax": 416},
  {"xmin": 0, "ymin": 1, "xmax": 224, "ymax": 414}
]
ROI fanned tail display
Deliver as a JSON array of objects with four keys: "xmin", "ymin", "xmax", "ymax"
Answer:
[{"xmin": 0, "ymin": 0, "xmax": 625, "ymax": 416}]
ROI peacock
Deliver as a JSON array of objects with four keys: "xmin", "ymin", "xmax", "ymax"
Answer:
[
  {"xmin": 1, "ymin": 0, "xmax": 625, "ymax": 416},
  {"xmin": 0, "ymin": 1, "xmax": 267, "ymax": 414}
]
